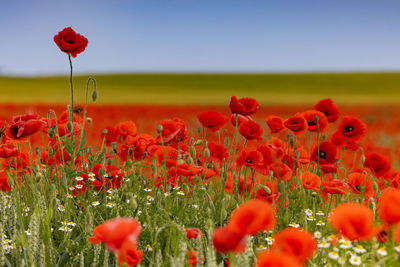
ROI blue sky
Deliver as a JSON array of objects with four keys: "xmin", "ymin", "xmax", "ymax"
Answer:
[{"xmin": 1, "ymin": 0, "xmax": 400, "ymax": 75}]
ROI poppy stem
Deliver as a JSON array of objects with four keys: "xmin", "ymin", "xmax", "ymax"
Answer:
[{"xmin": 68, "ymin": 55, "xmax": 74, "ymax": 122}]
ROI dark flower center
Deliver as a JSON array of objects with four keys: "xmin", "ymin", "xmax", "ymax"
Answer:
[
  {"xmin": 317, "ymin": 151, "xmax": 327, "ymax": 159},
  {"xmin": 345, "ymin": 126, "xmax": 354, "ymax": 133}
]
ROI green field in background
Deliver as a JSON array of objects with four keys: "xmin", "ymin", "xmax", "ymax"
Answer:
[{"xmin": 1, "ymin": 73, "xmax": 400, "ymax": 105}]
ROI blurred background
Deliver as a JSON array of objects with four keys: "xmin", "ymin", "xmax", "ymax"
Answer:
[{"xmin": 0, "ymin": 0, "xmax": 400, "ymax": 132}]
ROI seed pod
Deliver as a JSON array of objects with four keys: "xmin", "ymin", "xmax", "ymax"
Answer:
[{"xmin": 157, "ymin": 125, "xmax": 163, "ymax": 132}]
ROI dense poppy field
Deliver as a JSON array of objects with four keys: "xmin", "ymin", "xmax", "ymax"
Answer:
[{"xmin": 1, "ymin": 27, "xmax": 400, "ymax": 267}]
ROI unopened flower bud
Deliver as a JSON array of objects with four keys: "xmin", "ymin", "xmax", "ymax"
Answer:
[
  {"xmin": 67, "ymin": 121, "xmax": 73, "ymax": 133},
  {"xmin": 204, "ymin": 148, "xmax": 210, "ymax": 159},
  {"xmin": 157, "ymin": 125, "xmax": 163, "ymax": 132},
  {"xmin": 92, "ymin": 90, "xmax": 98, "ymax": 102}
]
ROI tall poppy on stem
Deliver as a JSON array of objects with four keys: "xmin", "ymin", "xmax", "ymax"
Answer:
[
  {"xmin": 54, "ymin": 27, "xmax": 88, "ymax": 122},
  {"xmin": 328, "ymin": 203, "xmax": 378, "ymax": 241}
]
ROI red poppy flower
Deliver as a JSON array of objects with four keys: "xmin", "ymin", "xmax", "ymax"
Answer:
[
  {"xmin": 186, "ymin": 228, "xmax": 203, "ymax": 239},
  {"xmin": 254, "ymin": 145, "xmax": 275, "ymax": 175},
  {"xmin": 54, "ymin": 27, "xmax": 88, "ymax": 58},
  {"xmin": 378, "ymin": 188, "xmax": 400, "ymax": 225},
  {"xmin": 197, "ymin": 111, "xmax": 228, "ymax": 132},
  {"xmin": 88, "ymin": 217, "xmax": 142, "ymax": 252},
  {"xmin": 376, "ymin": 225, "xmax": 391, "ymax": 243},
  {"xmin": 187, "ymin": 251, "xmax": 203, "ymax": 267},
  {"xmin": 337, "ymin": 116, "xmax": 367, "ymax": 142},
  {"xmin": 236, "ymin": 148, "xmax": 264, "ymax": 168},
  {"xmin": 363, "ymin": 153, "xmax": 391, "ymax": 178},
  {"xmin": 157, "ymin": 118, "xmax": 188, "ymax": 143},
  {"xmin": 230, "ymin": 96, "xmax": 259, "ymax": 115},
  {"xmin": 227, "ymin": 199, "xmax": 276, "ymax": 236},
  {"xmin": 310, "ymin": 142, "xmax": 337, "ymax": 173},
  {"xmin": 314, "ymin": 98, "xmax": 340, "ymax": 123},
  {"xmin": 0, "ymin": 170, "xmax": 11, "ymax": 192},
  {"xmin": 202, "ymin": 141, "xmax": 228, "ymax": 163},
  {"xmin": 154, "ymin": 146, "xmax": 179, "ymax": 167},
  {"xmin": 238, "ymin": 120, "xmax": 263, "ymax": 140},
  {"xmin": 265, "ymin": 115, "xmax": 285, "ymax": 134},
  {"xmin": 331, "ymin": 131, "xmax": 359, "ymax": 150},
  {"xmin": 120, "ymin": 134, "xmax": 155, "ymax": 161},
  {"xmin": 322, "ymin": 179, "xmax": 348, "ymax": 195},
  {"xmin": 283, "ymin": 114, "xmax": 307, "ymax": 135},
  {"xmin": 301, "ymin": 172, "xmax": 321, "ymax": 190},
  {"xmin": 271, "ymin": 161, "xmax": 292, "ymax": 181},
  {"xmin": 272, "ymin": 228, "xmax": 317, "ymax": 263},
  {"xmin": 328, "ymin": 203, "xmax": 378, "ymax": 241},
  {"xmin": 212, "ymin": 227, "xmax": 247, "ymax": 254},
  {"xmin": 89, "ymin": 163, "xmax": 124, "ymax": 191},
  {"xmin": 0, "ymin": 143, "xmax": 18, "ymax": 158},
  {"xmin": 7, "ymin": 119, "xmax": 45, "ymax": 141},
  {"xmin": 347, "ymin": 172, "xmax": 375, "ymax": 197},
  {"xmin": 310, "ymin": 142, "xmax": 337, "ymax": 165},
  {"xmin": 117, "ymin": 239, "xmax": 143, "ymax": 267},
  {"xmin": 256, "ymin": 250, "xmax": 302, "ymax": 267},
  {"xmin": 302, "ymin": 110, "xmax": 328, "ymax": 133},
  {"xmin": 56, "ymin": 122, "xmax": 81, "ymax": 138},
  {"xmin": 116, "ymin": 120, "xmax": 137, "ymax": 138},
  {"xmin": 231, "ymin": 114, "xmax": 252, "ymax": 127}
]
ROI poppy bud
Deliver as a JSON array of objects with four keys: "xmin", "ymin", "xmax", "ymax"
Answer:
[
  {"xmin": 130, "ymin": 197, "xmax": 137, "ymax": 210},
  {"xmin": 315, "ymin": 115, "xmax": 320, "ymax": 122},
  {"xmin": 190, "ymin": 146, "xmax": 196, "ymax": 159},
  {"xmin": 67, "ymin": 121, "xmax": 73, "ymax": 133},
  {"xmin": 106, "ymin": 158, "xmax": 112, "ymax": 165},
  {"xmin": 259, "ymin": 185, "xmax": 271, "ymax": 195},
  {"xmin": 194, "ymin": 139, "xmax": 204, "ymax": 146},
  {"xmin": 92, "ymin": 90, "xmax": 98, "ymax": 102},
  {"xmin": 372, "ymin": 180, "xmax": 379, "ymax": 194},
  {"xmin": 157, "ymin": 125, "xmax": 163, "ymax": 133},
  {"xmin": 177, "ymin": 159, "xmax": 185, "ymax": 165},
  {"xmin": 360, "ymin": 155, "xmax": 366, "ymax": 165},
  {"xmin": 102, "ymin": 129, "xmax": 108, "ymax": 135},
  {"xmin": 312, "ymin": 191, "xmax": 318, "ymax": 197},
  {"xmin": 86, "ymin": 117, "xmax": 93, "ymax": 123},
  {"xmin": 186, "ymin": 156, "xmax": 194, "ymax": 165},
  {"xmin": 47, "ymin": 128, "xmax": 55, "ymax": 138},
  {"xmin": 204, "ymin": 148, "xmax": 210, "ymax": 159}
]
